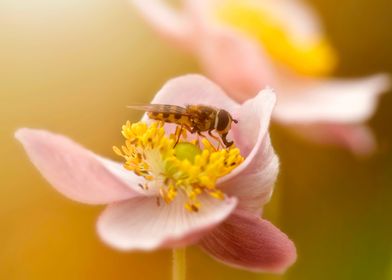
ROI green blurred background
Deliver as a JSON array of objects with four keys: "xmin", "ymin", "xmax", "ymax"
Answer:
[{"xmin": 1, "ymin": 0, "xmax": 391, "ymax": 279}]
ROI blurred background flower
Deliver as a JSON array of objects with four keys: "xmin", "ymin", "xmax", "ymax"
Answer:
[
  {"xmin": 1, "ymin": 0, "xmax": 391, "ymax": 279},
  {"xmin": 130, "ymin": 0, "xmax": 390, "ymax": 155}
]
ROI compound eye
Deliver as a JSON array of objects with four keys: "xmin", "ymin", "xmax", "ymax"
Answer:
[{"xmin": 217, "ymin": 110, "xmax": 230, "ymax": 132}]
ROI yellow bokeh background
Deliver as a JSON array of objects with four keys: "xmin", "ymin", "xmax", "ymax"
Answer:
[{"xmin": 1, "ymin": 0, "xmax": 391, "ymax": 279}]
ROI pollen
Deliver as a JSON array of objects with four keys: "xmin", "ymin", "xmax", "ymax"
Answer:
[
  {"xmin": 113, "ymin": 121, "xmax": 244, "ymax": 212},
  {"xmin": 215, "ymin": 1, "xmax": 337, "ymax": 76}
]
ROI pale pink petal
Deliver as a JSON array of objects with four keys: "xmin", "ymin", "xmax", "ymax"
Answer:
[
  {"xmin": 231, "ymin": 88, "xmax": 276, "ymax": 156},
  {"xmin": 291, "ymin": 123, "xmax": 376, "ymax": 156},
  {"xmin": 97, "ymin": 194, "xmax": 237, "ymax": 250},
  {"xmin": 274, "ymin": 74, "xmax": 390, "ymax": 124},
  {"xmin": 219, "ymin": 137, "xmax": 278, "ymax": 214},
  {"xmin": 142, "ymin": 74, "xmax": 239, "ymax": 122},
  {"xmin": 183, "ymin": 0, "xmax": 210, "ymax": 23},
  {"xmin": 15, "ymin": 128, "xmax": 145, "ymax": 204},
  {"xmin": 199, "ymin": 210, "xmax": 296, "ymax": 273},
  {"xmin": 97, "ymin": 157, "xmax": 152, "ymax": 196},
  {"xmin": 196, "ymin": 27, "xmax": 275, "ymax": 101},
  {"xmin": 218, "ymin": 89, "xmax": 279, "ymax": 214},
  {"xmin": 183, "ymin": 0, "xmax": 275, "ymax": 100},
  {"xmin": 130, "ymin": 0, "xmax": 192, "ymax": 51}
]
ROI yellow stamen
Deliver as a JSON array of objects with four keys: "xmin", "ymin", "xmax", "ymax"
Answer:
[
  {"xmin": 113, "ymin": 121, "xmax": 244, "ymax": 211},
  {"xmin": 215, "ymin": 0, "xmax": 337, "ymax": 76}
]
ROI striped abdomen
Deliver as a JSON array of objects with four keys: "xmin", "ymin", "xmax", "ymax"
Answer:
[{"xmin": 147, "ymin": 111, "xmax": 193, "ymax": 127}]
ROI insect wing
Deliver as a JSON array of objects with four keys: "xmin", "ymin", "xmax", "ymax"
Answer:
[{"xmin": 127, "ymin": 104, "xmax": 189, "ymax": 115}]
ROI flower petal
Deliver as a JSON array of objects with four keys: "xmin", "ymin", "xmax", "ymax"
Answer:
[
  {"xmin": 97, "ymin": 194, "xmax": 237, "ymax": 250},
  {"xmin": 130, "ymin": 0, "xmax": 192, "ymax": 51},
  {"xmin": 219, "ymin": 88, "xmax": 279, "ymax": 214},
  {"xmin": 15, "ymin": 128, "xmax": 145, "ymax": 204},
  {"xmin": 291, "ymin": 123, "xmax": 376, "ymax": 156},
  {"xmin": 141, "ymin": 74, "xmax": 239, "ymax": 138},
  {"xmin": 231, "ymin": 88, "xmax": 276, "ymax": 156},
  {"xmin": 196, "ymin": 26, "xmax": 275, "ymax": 101},
  {"xmin": 199, "ymin": 210, "xmax": 296, "ymax": 273},
  {"xmin": 274, "ymin": 74, "xmax": 390, "ymax": 124},
  {"xmin": 142, "ymin": 74, "xmax": 239, "ymax": 121},
  {"xmin": 183, "ymin": 0, "xmax": 275, "ymax": 100}
]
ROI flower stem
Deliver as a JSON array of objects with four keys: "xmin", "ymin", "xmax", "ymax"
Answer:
[{"xmin": 172, "ymin": 248, "xmax": 186, "ymax": 280}]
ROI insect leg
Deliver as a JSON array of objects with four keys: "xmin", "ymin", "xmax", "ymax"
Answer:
[
  {"xmin": 181, "ymin": 124, "xmax": 194, "ymax": 135},
  {"xmin": 199, "ymin": 131, "xmax": 218, "ymax": 151},
  {"xmin": 185, "ymin": 126, "xmax": 200, "ymax": 146},
  {"xmin": 197, "ymin": 131, "xmax": 208, "ymax": 138},
  {"xmin": 208, "ymin": 130, "xmax": 224, "ymax": 149},
  {"xmin": 190, "ymin": 127, "xmax": 198, "ymax": 134},
  {"xmin": 174, "ymin": 125, "xmax": 184, "ymax": 147},
  {"xmin": 221, "ymin": 133, "xmax": 233, "ymax": 148}
]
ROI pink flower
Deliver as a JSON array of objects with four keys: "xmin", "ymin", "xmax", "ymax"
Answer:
[
  {"xmin": 130, "ymin": 0, "xmax": 390, "ymax": 155},
  {"xmin": 15, "ymin": 75, "xmax": 296, "ymax": 273}
]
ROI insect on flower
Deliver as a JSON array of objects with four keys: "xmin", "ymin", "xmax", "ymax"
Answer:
[{"xmin": 127, "ymin": 104, "xmax": 238, "ymax": 147}]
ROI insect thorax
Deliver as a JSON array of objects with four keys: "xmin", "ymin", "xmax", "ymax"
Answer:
[{"xmin": 186, "ymin": 105, "xmax": 217, "ymax": 132}]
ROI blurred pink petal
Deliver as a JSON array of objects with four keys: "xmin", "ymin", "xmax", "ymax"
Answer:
[
  {"xmin": 97, "ymin": 194, "xmax": 237, "ymax": 250},
  {"xmin": 291, "ymin": 123, "xmax": 376, "ymax": 156},
  {"xmin": 220, "ymin": 89, "xmax": 278, "ymax": 214},
  {"xmin": 15, "ymin": 128, "xmax": 143, "ymax": 204},
  {"xmin": 199, "ymin": 210, "xmax": 296, "ymax": 273},
  {"xmin": 130, "ymin": 0, "xmax": 192, "ymax": 51},
  {"xmin": 274, "ymin": 74, "xmax": 390, "ymax": 124},
  {"xmin": 185, "ymin": 0, "xmax": 275, "ymax": 97},
  {"xmin": 196, "ymin": 27, "xmax": 275, "ymax": 102}
]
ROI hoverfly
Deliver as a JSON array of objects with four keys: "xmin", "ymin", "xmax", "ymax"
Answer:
[{"xmin": 127, "ymin": 104, "xmax": 238, "ymax": 147}]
